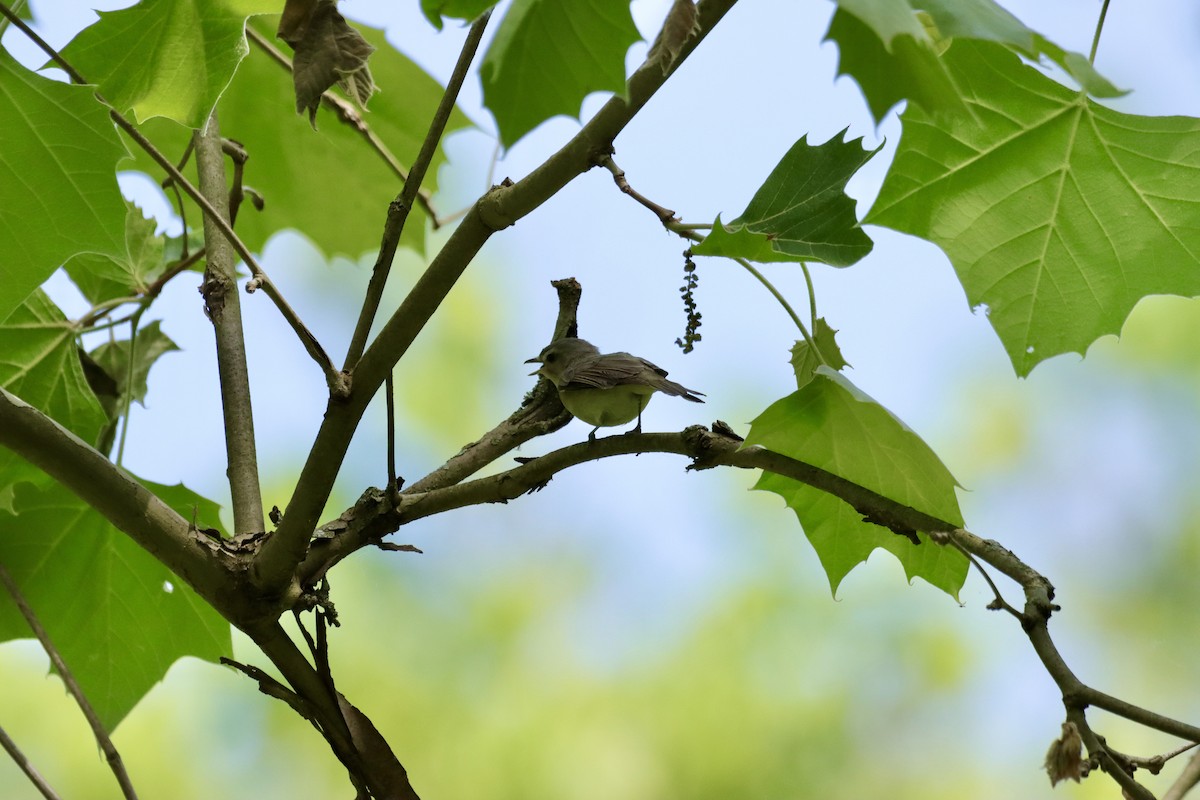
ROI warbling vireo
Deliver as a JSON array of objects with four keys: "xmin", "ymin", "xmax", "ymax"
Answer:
[{"xmin": 526, "ymin": 337, "xmax": 704, "ymax": 439}]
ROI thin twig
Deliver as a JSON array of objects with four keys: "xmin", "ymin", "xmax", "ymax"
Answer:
[
  {"xmin": 592, "ymin": 152, "xmax": 821, "ymax": 359},
  {"xmin": 595, "ymin": 153, "xmax": 678, "ymax": 224},
  {"xmin": 0, "ymin": 565, "xmax": 140, "ymax": 800},
  {"xmin": 343, "ymin": 10, "xmax": 492, "ymax": 369},
  {"xmin": 1164, "ymin": 747, "xmax": 1200, "ymax": 800},
  {"xmin": 244, "ymin": 26, "xmax": 441, "ymax": 225},
  {"xmin": 259, "ymin": 0, "xmax": 741, "ymax": 604},
  {"xmin": 0, "ymin": 4, "xmax": 338, "ymax": 387},
  {"xmin": 942, "ymin": 533, "xmax": 1022, "ymax": 619},
  {"xmin": 0, "ymin": 724, "xmax": 60, "ymax": 800}
]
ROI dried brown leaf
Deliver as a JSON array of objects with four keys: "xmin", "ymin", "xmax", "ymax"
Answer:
[
  {"xmin": 1045, "ymin": 721, "xmax": 1085, "ymax": 786},
  {"xmin": 280, "ymin": 0, "xmax": 376, "ymax": 125}
]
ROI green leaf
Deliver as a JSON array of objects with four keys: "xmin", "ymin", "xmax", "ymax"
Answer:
[
  {"xmin": 790, "ymin": 318, "xmax": 848, "ymax": 388},
  {"xmin": 745, "ymin": 369, "xmax": 966, "ymax": 597},
  {"xmin": 89, "ymin": 320, "xmax": 180, "ymax": 408},
  {"xmin": 123, "ymin": 20, "xmax": 470, "ymax": 258},
  {"xmin": 420, "ymin": 0, "xmax": 497, "ymax": 31},
  {"xmin": 480, "ymin": 0, "xmax": 640, "ymax": 148},
  {"xmin": 0, "ymin": 50, "xmax": 128, "ymax": 323},
  {"xmin": 61, "ymin": 0, "xmax": 277, "ymax": 127},
  {"xmin": 692, "ymin": 131, "xmax": 878, "ymax": 267},
  {"xmin": 917, "ymin": 0, "xmax": 1122, "ymax": 98},
  {"xmin": 866, "ymin": 40, "xmax": 1200, "ymax": 375},
  {"xmin": 0, "ymin": 291, "xmax": 105, "ymax": 445},
  {"xmin": 825, "ymin": 2, "xmax": 965, "ymax": 123},
  {"xmin": 0, "ymin": 479, "xmax": 231, "ymax": 730},
  {"xmin": 826, "ymin": 0, "xmax": 1120, "ymax": 123},
  {"xmin": 66, "ymin": 201, "xmax": 167, "ymax": 304}
]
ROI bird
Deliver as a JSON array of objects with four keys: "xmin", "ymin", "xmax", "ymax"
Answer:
[{"xmin": 525, "ymin": 337, "xmax": 704, "ymax": 440}]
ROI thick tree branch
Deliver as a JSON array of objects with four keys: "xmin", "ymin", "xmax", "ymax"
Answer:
[
  {"xmin": 195, "ymin": 116, "xmax": 265, "ymax": 536},
  {"xmin": 345, "ymin": 10, "xmax": 492, "ymax": 369},
  {"xmin": 242, "ymin": 621, "xmax": 421, "ymax": 799},
  {"xmin": 257, "ymin": 0, "xmax": 741, "ymax": 595},
  {"xmin": 0, "ymin": 388, "xmax": 258, "ymax": 621},
  {"xmin": 0, "ymin": 566, "xmax": 138, "ymax": 800}
]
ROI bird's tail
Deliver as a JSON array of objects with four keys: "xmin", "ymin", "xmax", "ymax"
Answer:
[{"xmin": 657, "ymin": 378, "xmax": 705, "ymax": 402}]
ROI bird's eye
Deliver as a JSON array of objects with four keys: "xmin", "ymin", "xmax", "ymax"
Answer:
[{"xmin": 545, "ymin": 353, "xmax": 557, "ymax": 363}]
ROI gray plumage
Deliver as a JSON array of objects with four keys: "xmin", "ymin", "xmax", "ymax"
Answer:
[
  {"xmin": 530, "ymin": 338, "xmax": 704, "ymax": 401},
  {"xmin": 526, "ymin": 337, "xmax": 704, "ymax": 439}
]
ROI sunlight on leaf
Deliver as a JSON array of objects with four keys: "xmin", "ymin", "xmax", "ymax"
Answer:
[
  {"xmin": 790, "ymin": 318, "xmax": 848, "ymax": 389},
  {"xmin": 0, "ymin": 51, "xmax": 127, "ymax": 322},
  {"xmin": 61, "ymin": 0, "xmax": 277, "ymax": 127},
  {"xmin": 867, "ymin": 41, "xmax": 1200, "ymax": 375},
  {"xmin": 745, "ymin": 368, "xmax": 966, "ymax": 597},
  {"xmin": 66, "ymin": 201, "xmax": 166, "ymax": 304},
  {"xmin": 122, "ymin": 21, "xmax": 470, "ymax": 259}
]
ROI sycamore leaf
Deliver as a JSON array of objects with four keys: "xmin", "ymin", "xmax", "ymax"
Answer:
[
  {"xmin": 825, "ymin": 2, "xmax": 965, "ymax": 123},
  {"xmin": 61, "ymin": 0, "xmax": 277, "ymax": 127},
  {"xmin": 122, "ymin": 20, "xmax": 470, "ymax": 259},
  {"xmin": 480, "ymin": 0, "xmax": 640, "ymax": 148},
  {"xmin": 790, "ymin": 318, "xmax": 849, "ymax": 388},
  {"xmin": 89, "ymin": 320, "xmax": 180, "ymax": 408},
  {"xmin": 917, "ymin": 0, "xmax": 1121, "ymax": 98},
  {"xmin": 826, "ymin": 0, "xmax": 1121, "ymax": 123},
  {"xmin": 0, "ymin": 50, "xmax": 128, "ymax": 323},
  {"xmin": 0, "ymin": 291, "xmax": 105, "ymax": 445},
  {"xmin": 0, "ymin": 479, "xmax": 231, "ymax": 731},
  {"xmin": 692, "ymin": 131, "xmax": 877, "ymax": 267},
  {"xmin": 66, "ymin": 202, "xmax": 166, "ymax": 304},
  {"xmin": 746, "ymin": 369, "xmax": 966, "ymax": 597},
  {"xmin": 867, "ymin": 40, "xmax": 1200, "ymax": 375},
  {"xmin": 420, "ymin": 0, "xmax": 498, "ymax": 31}
]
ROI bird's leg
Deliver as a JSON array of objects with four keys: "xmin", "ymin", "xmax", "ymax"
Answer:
[
  {"xmin": 630, "ymin": 409, "xmax": 644, "ymax": 435},
  {"xmin": 588, "ymin": 426, "xmax": 599, "ymax": 442}
]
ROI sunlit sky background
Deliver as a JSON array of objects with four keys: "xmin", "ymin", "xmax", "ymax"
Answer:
[{"xmin": 3, "ymin": 0, "xmax": 1200, "ymax": 797}]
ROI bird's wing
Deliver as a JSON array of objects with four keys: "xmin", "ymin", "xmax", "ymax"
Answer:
[{"xmin": 561, "ymin": 353, "xmax": 658, "ymax": 390}]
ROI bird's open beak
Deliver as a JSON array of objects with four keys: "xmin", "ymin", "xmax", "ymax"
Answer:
[{"xmin": 524, "ymin": 356, "xmax": 541, "ymax": 377}]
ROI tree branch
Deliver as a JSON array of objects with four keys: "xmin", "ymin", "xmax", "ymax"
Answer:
[
  {"xmin": 344, "ymin": 10, "xmax": 492, "ymax": 369},
  {"xmin": 0, "ymin": 4, "xmax": 339, "ymax": 389},
  {"xmin": 0, "ymin": 388, "xmax": 256, "ymax": 620},
  {"xmin": 0, "ymin": 724, "xmax": 59, "ymax": 800},
  {"xmin": 0, "ymin": 566, "xmax": 138, "ymax": 799},
  {"xmin": 244, "ymin": 25, "xmax": 441, "ymax": 226},
  {"xmin": 195, "ymin": 116, "xmax": 265, "ymax": 536},
  {"xmin": 256, "ymin": 0, "xmax": 741, "ymax": 596}
]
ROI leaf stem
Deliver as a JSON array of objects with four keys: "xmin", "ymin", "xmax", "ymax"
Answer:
[
  {"xmin": 114, "ymin": 305, "xmax": 145, "ymax": 467},
  {"xmin": 1089, "ymin": 0, "xmax": 1112, "ymax": 64},
  {"xmin": 343, "ymin": 10, "xmax": 492, "ymax": 370},
  {"xmin": 591, "ymin": 151, "xmax": 820, "ymax": 360},
  {"xmin": 0, "ymin": 565, "xmax": 140, "ymax": 800},
  {"xmin": 800, "ymin": 262, "xmax": 817, "ymax": 330}
]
